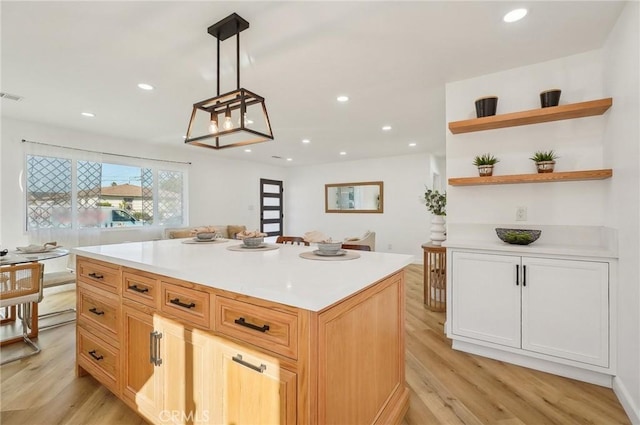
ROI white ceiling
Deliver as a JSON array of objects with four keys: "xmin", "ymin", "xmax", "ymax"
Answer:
[{"xmin": 1, "ymin": 1, "xmax": 626, "ymax": 166}]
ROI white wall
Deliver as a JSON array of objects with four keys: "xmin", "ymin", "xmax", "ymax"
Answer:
[
  {"xmin": 446, "ymin": 50, "xmax": 609, "ymax": 228},
  {"xmin": 0, "ymin": 117, "xmax": 286, "ymax": 268},
  {"xmin": 286, "ymin": 152, "xmax": 433, "ymax": 259},
  {"xmin": 603, "ymin": 2, "xmax": 640, "ymax": 422}
]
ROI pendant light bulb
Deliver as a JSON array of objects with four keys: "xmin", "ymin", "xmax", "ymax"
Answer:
[
  {"xmin": 209, "ymin": 114, "xmax": 219, "ymax": 134},
  {"xmin": 224, "ymin": 106, "xmax": 234, "ymax": 130}
]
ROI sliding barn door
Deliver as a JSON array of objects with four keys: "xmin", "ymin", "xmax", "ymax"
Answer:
[{"xmin": 260, "ymin": 179, "xmax": 283, "ymax": 237}]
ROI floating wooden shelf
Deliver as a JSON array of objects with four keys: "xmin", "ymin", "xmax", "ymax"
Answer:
[
  {"xmin": 448, "ymin": 169, "xmax": 613, "ymax": 186},
  {"xmin": 448, "ymin": 98, "xmax": 612, "ymax": 134}
]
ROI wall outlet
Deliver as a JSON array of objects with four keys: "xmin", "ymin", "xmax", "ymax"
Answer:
[{"xmin": 516, "ymin": 206, "xmax": 527, "ymax": 221}]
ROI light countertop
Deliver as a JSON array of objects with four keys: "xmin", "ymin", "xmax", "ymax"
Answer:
[{"xmin": 73, "ymin": 239, "xmax": 414, "ymax": 312}]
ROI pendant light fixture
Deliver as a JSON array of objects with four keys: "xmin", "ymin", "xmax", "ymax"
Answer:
[{"xmin": 185, "ymin": 13, "xmax": 274, "ymax": 150}]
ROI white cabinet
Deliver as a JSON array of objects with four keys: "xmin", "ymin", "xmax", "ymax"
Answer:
[{"xmin": 451, "ymin": 251, "xmax": 610, "ymax": 368}]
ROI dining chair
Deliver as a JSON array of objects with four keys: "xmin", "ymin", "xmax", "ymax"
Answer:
[
  {"xmin": 341, "ymin": 243, "xmax": 372, "ymax": 251},
  {"xmin": 39, "ymin": 254, "xmax": 76, "ymax": 330},
  {"xmin": 275, "ymin": 236, "xmax": 310, "ymax": 246},
  {"xmin": 0, "ymin": 262, "xmax": 44, "ymax": 364}
]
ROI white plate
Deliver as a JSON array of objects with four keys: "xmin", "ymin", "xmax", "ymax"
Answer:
[
  {"xmin": 313, "ymin": 249, "xmax": 346, "ymax": 257},
  {"xmin": 240, "ymin": 244, "xmax": 267, "ymax": 249}
]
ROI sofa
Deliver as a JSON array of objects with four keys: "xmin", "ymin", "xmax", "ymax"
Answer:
[
  {"xmin": 343, "ymin": 230, "xmax": 376, "ymax": 251},
  {"xmin": 163, "ymin": 224, "xmax": 247, "ymax": 240}
]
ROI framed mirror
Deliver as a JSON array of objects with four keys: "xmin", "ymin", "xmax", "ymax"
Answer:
[{"xmin": 325, "ymin": 181, "xmax": 384, "ymax": 213}]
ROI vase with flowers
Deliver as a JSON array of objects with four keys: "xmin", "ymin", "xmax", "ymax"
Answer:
[{"xmin": 424, "ymin": 188, "xmax": 447, "ymax": 246}]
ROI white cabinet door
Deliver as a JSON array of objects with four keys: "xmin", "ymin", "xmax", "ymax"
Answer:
[
  {"xmin": 451, "ymin": 252, "xmax": 521, "ymax": 348},
  {"xmin": 521, "ymin": 257, "xmax": 609, "ymax": 367}
]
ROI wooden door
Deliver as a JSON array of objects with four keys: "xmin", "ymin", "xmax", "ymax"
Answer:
[
  {"xmin": 451, "ymin": 251, "xmax": 522, "ymax": 348},
  {"xmin": 216, "ymin": 340, "xmax": 296, "ymax": 425},
  {"xmin": 521, "ymin": 257, "xmax": 609, "ymax": 367},
  {"xmin": 122, "ymin": 305, "xmax": 160, "ymax": 421},
  {"xmin": 157, "ymin": 316, "xmax": 213, "ymax": 425}
]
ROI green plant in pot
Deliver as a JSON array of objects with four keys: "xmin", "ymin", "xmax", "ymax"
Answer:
[
  {"xmin": 530, "ymin": 150, "xmax": 559, "ymax": 173},
  {"xmin": 472, "ymin": 153, "xmax": 500, "ymax": 177},
  {"xmin": 424, "ymin": 188, "xmax": 446, "ymax": 245}
]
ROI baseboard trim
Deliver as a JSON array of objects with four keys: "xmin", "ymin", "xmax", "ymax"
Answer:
[
  {"xmin": 452, "ymin": 340, "xmax": 614, "ymax": 387},
  {"xmin": 613, "ymin": 377, "xmax": 640, "ymax": 425}
]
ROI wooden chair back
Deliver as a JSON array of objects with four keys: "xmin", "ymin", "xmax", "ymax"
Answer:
[
  {"xmin": 275, "ymin": 236, "xmax": 310, "ymax": 246},
  {"xmin": 341, "ymin": 243, "xmax": 371, "ymax": 251},
  {"xmin": 0, "ymin": 263, "xmax": 44, "ymax": 306}
]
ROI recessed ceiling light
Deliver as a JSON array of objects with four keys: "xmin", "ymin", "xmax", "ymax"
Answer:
[
  {"xmin": 503, "ymin": 8, "xmax": 527, "ymax": 23},
  {"xmin": 337, "ymin": 95, "xmax": 349, "ymax": 102},
  {"xmin": 244, "ymin": 149, "xmax": 252, "ymax": 153},
  {"xmin": 81, "ymin": 112, "xmax": 95, "ymax": 117},
  {"xmin": 339, "ymin": 151, "xmax": 347, "ymax": 156},
  {"xmin": 409, "ymin": 142, "xmax": 417, "ymax": 147},
  {"xmin": 302, "ymin": 139, "xmax": 311, "ymax": 144},
  {"xmin": 382, "ymin": 125, "xmax": 392, "ymax": 131},
  {"xmin": 137, "ymin": 83, "xmax": 154, "ymax": 90},
  {"xmin": 286, "ymin": 158, "xmax": 293, "ymax": 162}
]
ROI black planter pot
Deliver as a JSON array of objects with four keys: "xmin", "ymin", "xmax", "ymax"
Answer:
[
  {"xmin": 475, "ymin": 96, "xmax": 498, "ymax": 118},
  {"xmin": 540, "ymin": 89, "xmax": 561, "ymax": 108}
]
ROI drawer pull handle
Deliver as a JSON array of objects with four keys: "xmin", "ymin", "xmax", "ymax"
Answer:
[
  {"xmin": 88, "ymin": 350, "xmax": 104, "ymax": 361},
  {"xmin": 523, "ymin": 265, "xmax": 527, "ymax": 287},
  {"xmin": 232, "ymin": 354, "xmax": 266, "ymax": 373},
  {"xmin": 170, "ymin": 298, "xmax": 196, "ymax": 309},
  {"xmin": 515, "ymin": 264, "xmax": 520, "ymax": 286},
  {"xmin": 129, "ymin": 284, "xmax": 149, "ymax": 293},
  {"xmin": 234, "ymin": 317, "xmax": 270, "ymax": 333},
  {"xmin": 89, "ymin": 307, "xmax": 105, "ymax": 316},
  {"xmin": 88, "ymin": 272, "xmax": 104, "ymax": 279},
  {"xmin": 149, "ymin": 331, "xmax": 163, "ymax": 366}
]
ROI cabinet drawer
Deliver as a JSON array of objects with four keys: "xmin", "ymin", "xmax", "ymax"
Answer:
[
  {"xmin": 77, "ymin": 327, "xmax": 120, "ymax": 395},
  {"xmin": 161, "ymin": 282, "xmax": 210, "ymax": 329},
  {"xmin": 123, "ymin": 272, "xmax": 159, "ymax": 308},
  {"xmin": 77, "ymin": 258, "xmax": 121, "ymax": 293},
  {"xmin": 78, "ymin": 287, "xmax": 120, "ymax": 343},
  {"xmin": 214, "ymin": 296, "xmax": 298, "ymax": 359}
]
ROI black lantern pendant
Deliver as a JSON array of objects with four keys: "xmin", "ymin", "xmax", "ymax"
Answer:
[{"xmin": 185, "ymin": 13, "xmax": 274, "ymax": 150}]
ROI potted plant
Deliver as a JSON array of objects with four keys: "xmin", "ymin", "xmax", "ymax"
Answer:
[
  {"xmin": 424, "ymin": 189, "xmax": 446, "ymax": 246},
  {"xmin": 472, "ymin": 153, "xmax": 500, "ymax": 177},
  {"xmin": 530, "ymin": 150, "xmax": 559, "ymax": 173}
]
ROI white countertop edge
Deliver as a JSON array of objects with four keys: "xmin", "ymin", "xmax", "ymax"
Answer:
[
  {"xmin": 72, "ymin": 241, "xmax": 414, "ymax": 312},
  {"xmin": 443, "ymin": 239, "xmax": 618, "ymax": 260}
]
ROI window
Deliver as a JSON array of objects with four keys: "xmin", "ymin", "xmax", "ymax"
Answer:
[{"xmin": 25, "ymin": 154, "xmax": 186, "ymax": 230}]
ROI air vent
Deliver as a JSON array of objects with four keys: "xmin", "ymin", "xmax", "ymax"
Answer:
[{"xmin": 0, "ymin": 92, "xmax": 23, "ymax": 101}]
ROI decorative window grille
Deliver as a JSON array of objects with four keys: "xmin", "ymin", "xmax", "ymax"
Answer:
[
  {"xmin": 25, "ymin": 155, "xmax": 185, "ymax": 230},
  {"xmin": 26, "ymin": 155, "xmax": 72, "ymax": 230}
]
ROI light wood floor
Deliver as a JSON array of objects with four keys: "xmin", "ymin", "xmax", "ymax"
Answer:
[{"xmin": 0, "ymin": 266, "xmax": 630, "ymax": 424}]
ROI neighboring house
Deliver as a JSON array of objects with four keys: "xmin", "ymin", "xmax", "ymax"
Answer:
[{"xmin": 99, "ymin": 183, "xmax": 148, "ymax": 211}]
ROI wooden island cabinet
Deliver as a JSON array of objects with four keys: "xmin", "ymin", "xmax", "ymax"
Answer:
[{"xmin": 75, "ymin": 242, "xmax": 410, "ymax": 425}]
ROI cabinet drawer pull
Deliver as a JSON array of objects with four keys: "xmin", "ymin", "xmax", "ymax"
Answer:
[
  {"xmin": 169, "ymin": 298, "xmax": 196, "ymax": 309},
  {"xmin": 88, "ymin": 350, "xmax": 104, "ymax": 361},
  {"xmin": 515, "ymin": 264, "xmax": 520, "ymax": 286},
  {"xmin": 128, "ymin": 284, "xmax": 149, "ymax": 293},
  {"xmin": 234, "ymin": 317, "xmax": 270, "ymax": 333},
  {"xmin": 232, "ymin": 354, "xmax": 266, "ymax": 373},
  {"xmin": 149, "ymin": 331, "xmax": 162, "ymax": 366},
  {"xmin": 523, "ymin": 265, "xmax": 527, "ymax": 287},
  {"xmin": 89, "ymin": 307, "xmax": 105, "ymax": 316},
  {"xmin": 88, "ymin": 272, "xmax": 104, "ymax": 279}
]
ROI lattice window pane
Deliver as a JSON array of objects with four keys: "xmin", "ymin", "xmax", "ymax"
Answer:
[
  {"xmin": 141, "ymin": 168, "xmax": 154, "ymax": 225},
  {"xmin": 76, "ymin": 161, "xmax": 102, "ymax": 228},
  {"xmin": 158, "ymin": 170, "xmax": 183, "ymax": 226},
  {"xmin": 26, "ymin": 155, "xmax": 72, "ymax": 229}
]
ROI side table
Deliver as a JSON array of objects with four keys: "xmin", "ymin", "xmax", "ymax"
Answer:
[{"xmin": 422, "ymin": 242, "xmax": 446, "ymax": 312}]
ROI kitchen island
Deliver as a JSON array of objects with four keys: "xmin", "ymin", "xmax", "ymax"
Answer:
[{"xmin": 73, "ymin": 239, "xmax": 413, "ymax": 425}]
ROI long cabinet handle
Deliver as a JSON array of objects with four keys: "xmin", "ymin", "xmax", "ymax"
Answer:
[
  {"xmin": 232, "ymin": 354, "xmax": 266, "ymax": 373},
  {"xmin": 89, "ymin": 307, "xmax": 105, "ymax": 316},
  {"xmin": 169, "ymin": 298, "xmax": 196, "ymax": 309},
  {"xmin": 149, "ymin": 331, "xmax": 163, "ymax": 366},
  {"xmin": 88, "ymin": 272, "xmax": 104, "ymax": 279},
  {"xmin": 515, "ymin": 264, "xmax": 520, "ymax": 286},
  {"xmin": 523, "ymin": 265, "xmax": 527, "ymax": 287},
  {"xmin": 234, "ymin": 317, "xmax": 270, "ymax": 333},
  {"xmin": 88, "ymin": 350, "xmax": 104, "ymax": 361},
  {"xmin": 128, "ymin": 284, "xmax": 149, "ymax": 293}
]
